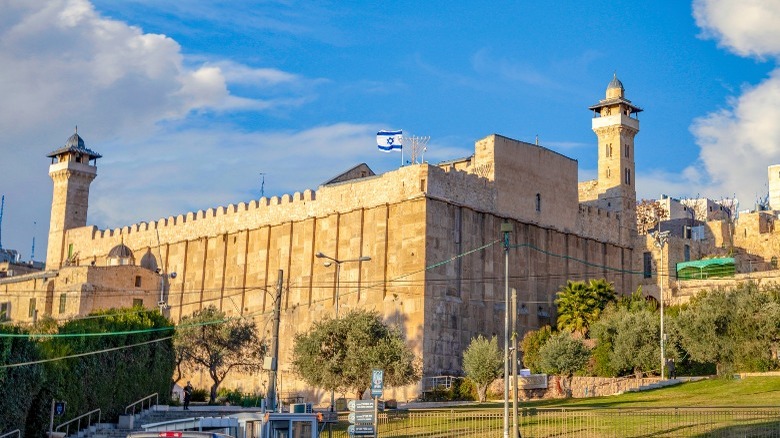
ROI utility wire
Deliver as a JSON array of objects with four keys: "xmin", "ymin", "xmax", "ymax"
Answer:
[{"xmin": 0, "ymin": 335, "xmax": 173, "ymax": 369}]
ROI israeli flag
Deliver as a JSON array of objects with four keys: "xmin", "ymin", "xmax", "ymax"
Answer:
[{"xmin": 377, "ymin": 130, "xmax": 403, "ymax": 152}]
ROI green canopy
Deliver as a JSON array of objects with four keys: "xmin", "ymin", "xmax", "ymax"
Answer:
[{"xmin": 676, "ymin": 257, "xmax": 735, "ymax": 280}]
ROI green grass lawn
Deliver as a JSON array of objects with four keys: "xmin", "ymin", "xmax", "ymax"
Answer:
[
  {"xmin": 372, "ymin": 378, "xmax": 780, "ymax": 437},
  {"xmin": 456, "ymin": 376, "xmax": 780, "ymax": 410}
]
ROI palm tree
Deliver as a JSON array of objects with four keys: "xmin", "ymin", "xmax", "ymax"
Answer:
[
  {"xmin": 588, "ymin": 278, "xmax": 617, "ymax": 318},
  {"xmin": 555, "ymin": 281, "xmax": 598, "ymax": 336}
]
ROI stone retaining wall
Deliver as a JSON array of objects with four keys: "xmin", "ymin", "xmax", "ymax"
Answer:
[{"xmin": 491, "ymin": 375, "xmax": 664, "ymax": 399}]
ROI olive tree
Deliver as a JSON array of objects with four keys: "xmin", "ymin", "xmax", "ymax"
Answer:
[
  {"xmin": 174, "ymin": 306, "xmax": 266, "ymax": 403},
  {"xmin": 537, "ymin": 331, "xmax": 590, "ymax": 397},
  {"xmin": 292, "ymin": 309, "xmax": 419, "ymax": 399},
  {"xmin": 462, "ymin": 335, "xmax": 503, "ymax": 402}
]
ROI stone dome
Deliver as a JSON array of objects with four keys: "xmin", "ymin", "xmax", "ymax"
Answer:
[
  {"xmin": 607, "ymin": 73, "xmax": 624, "ymax": 91},
  {"xmin": 107, "ymin": 243, "xmax": 135, "ymax": 266}
]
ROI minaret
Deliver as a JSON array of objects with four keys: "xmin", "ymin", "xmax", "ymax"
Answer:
[
  {"xmin": 588, "ymin": 73, "xmax": 642, "ymax": 229},
  {"xmin": 46, "ymin": 129, "xmax": 101, "ymax": 269}
]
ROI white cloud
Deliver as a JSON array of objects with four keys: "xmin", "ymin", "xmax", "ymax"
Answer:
[
  {"xmin": 689, "ymin": 0, "xmax": 780, "ymax": 206},
  {"xmin": 0, "ymin": 0, "xmax": 318, "ymax": 258},
  {"xmin": 693, "ymin": 0, "xmax": 780, "ymax": 58}
]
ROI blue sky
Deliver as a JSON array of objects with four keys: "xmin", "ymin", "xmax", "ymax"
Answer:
[{"xmin": 1, "ymin": 0, "xmax": 779, "ymax": 261}]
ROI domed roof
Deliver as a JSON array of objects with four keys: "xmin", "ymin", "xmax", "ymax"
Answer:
[
  {"xmin": 607, "ymin": 73, "xmax": 624, "ymax": 91},
  {"xmin": 108, "ymin": 243, "xmax": 135, "ymax": 260},
  {"xmin": 140, "ymin": 249, "xmax": 158, "ymax": 271},
  {"xmin": 65, "ymin": 132, "xmax": 86, "ymax": 149},
  {"xmin": 46, "ymin": 128, "xmax": 103, "ymax": 160}
]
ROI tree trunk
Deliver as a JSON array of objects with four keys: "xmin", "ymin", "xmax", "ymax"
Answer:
[
  {"xmin": 209, "ymin": 370, "xmax": 222, "ymax": 404},
  {"xmin": 477, "ymin": 385, "xmax": 487, "ymax": 402}
]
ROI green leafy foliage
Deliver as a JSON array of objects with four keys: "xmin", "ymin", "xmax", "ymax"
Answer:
[
  {"xmin": 538, "ymin": 331, "xmax": 591, "ymax": 396},
  {"xmin": 174, "ymin": 305, "xmax": 266, "ymax": 403},
  {"xmin": 677, "ymin": 283, "xmax": 780, "ymax": 375},
  {"xmin": 462, "ymin": 335, "xmax": 502, "ymax": 402},
  {"xmin": 291, "ymin": 309, "xmax": 419, "ymax": 399},
  {"xmin": 0, "ymin": 325, "xmax": 45, "ymax": 434},
  {"xmin": 555, "ymin": 279, "xmax": 616, "ymax": 336},
  {"xmin": 590, "ymin": 302, "xmax": 659, "ymax": 377},
  {"xmin": 538, "ymin": 331, "xmax": 591, "ymax": 377},
  {"xmin": 1, "ymin": 308, "xmax": 176, "ymax": 437},
  {"xmin": 520, "ymin": 325, "xmax": 552, "ymax": 373}
]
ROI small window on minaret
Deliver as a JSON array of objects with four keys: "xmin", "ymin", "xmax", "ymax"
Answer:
[
  {"xmin": 625, "ymin": 168, "xmax": 631, "ymax": 185},
  {"xmin": 535, "ymin": 193, "xmax": 541, "ymax": 212},
  {"xmin": 606, "ymin": 144, "xmax": 612, "ymax": 158},
  {"xmin": 625, "ymin": 144, "xmax": 629, "ymax": 158},
  {"xmin": 607, "ymin": 168, "xmax": 611, "ymax": 178}
]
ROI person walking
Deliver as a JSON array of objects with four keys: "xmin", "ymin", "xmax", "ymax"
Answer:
[
  {"xmin": 667, "ymin": 358, "xmax": 676, "ymax": 379},
  {"xmin": 183, "ymin": 381, "xmax": 193, "ymax": 410}
]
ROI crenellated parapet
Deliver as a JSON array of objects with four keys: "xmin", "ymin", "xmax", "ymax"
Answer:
[{"xmin": 576, "ymin": 203, "xmax": 627, "ymax": 246}]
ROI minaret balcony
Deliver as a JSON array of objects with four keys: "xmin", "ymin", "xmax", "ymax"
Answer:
[
  {"xmin": 49, "ymin": 159, "xmax": 97, "ymax": 175},
  {"xmin": 591, "ymin": 113, "xmax": 639, "ymax": 131}
]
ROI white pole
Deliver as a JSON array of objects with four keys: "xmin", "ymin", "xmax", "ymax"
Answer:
[
  {"xmin": 503, "ymin": 226, "xmax": 511, "ymax": 438},
  {"xmin": 660, "ymin": 243, "xmax": 665, "ymax": 379}
]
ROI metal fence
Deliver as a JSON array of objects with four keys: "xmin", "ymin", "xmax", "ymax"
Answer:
[{"xmin": 324, "ymin": 407, "xmax": 780, "ymax": 437}]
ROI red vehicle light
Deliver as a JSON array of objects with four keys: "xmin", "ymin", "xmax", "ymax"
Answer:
[{"xmin": 158, "ymin": 433, "xmax": 183, "ymax": 438}]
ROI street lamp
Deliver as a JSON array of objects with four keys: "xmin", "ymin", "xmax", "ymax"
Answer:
[
  {"xmin": 500, "ymin": 222, "xmax": 513, "ymax": 438},
  {"xmin": 653, "ymin": 230, "xmax": 670, "ymax": 379},
  {"xmin": 315, "ymin": 251, "xmax": 371, "ymax": 416}
]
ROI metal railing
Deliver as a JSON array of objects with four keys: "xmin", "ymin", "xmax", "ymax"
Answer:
[
  {"xmin": 0, "ymin": 429, "xmax": 20, "ymax": 438},
  {"xmin": 55, "ymin": 408, "xmax": 101, "ymax": 437},
  {"xmin": 125, "ymin": 392, "xmax": 159, "ymax": 415},
  {"xmin": 324, "ymin": 407, "xmax": 780, "ymax": 437}
]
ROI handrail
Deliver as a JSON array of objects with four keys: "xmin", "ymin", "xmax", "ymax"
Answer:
[
  {"xmin": 55, "ymin": 408, "xmax": 101, "ymax": 437},
  {"xmin": 0, "ymin": 429, "xmax": 20, "ymax": 438},
  {"xmin": 125, "ymin": 392, "xmax": 159, "ymax": 415}
]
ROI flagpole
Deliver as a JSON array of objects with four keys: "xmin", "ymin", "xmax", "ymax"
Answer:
[{"xmin": 401, "ymin": 132, "xmax": 404, "ymax": 167}]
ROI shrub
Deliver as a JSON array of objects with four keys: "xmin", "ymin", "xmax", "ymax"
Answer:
[{"xmin": 191, "ymin": 388, "xmax": 208, "ymax": 402}]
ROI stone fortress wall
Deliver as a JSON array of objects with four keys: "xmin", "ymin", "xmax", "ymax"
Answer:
[{"xmin": 9, "ymin": 132, "xmax": 635, "ymax": 398}]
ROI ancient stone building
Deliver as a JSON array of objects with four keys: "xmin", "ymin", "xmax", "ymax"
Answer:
[{"xmin": 1, "ymin": 76, "xmax": 641, "ymax": 400}]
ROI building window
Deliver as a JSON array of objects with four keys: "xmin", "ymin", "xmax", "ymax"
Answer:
[
  {"xmin": 132, "ymin": 298, "xmax": 143, "ymax": 308},
  {"xmin": 606, "ymin": 144, "xmax": 612, "ymax": 158},
  {"xmin": 420, "ymin": 179, "xmax": 426, "ymax": 192},
  {"xmin": 0, "ymin": 302, "xmax": 9, "ymax": 320},
  {"xmin": 135, "ymin": 276, "xmax": 142, "ymax": 287},
  {"xmin": 625, "ymin": 144, "xmax": 629, "ymax": 158},
  {"xmin": 624, "ymin": 168, "xmax": 631, "ymax": 185},
  {"xmin": 535, "ymin": 193, "xmax": 541, "ymax": 212},
  {"xmin": 28, "ymin": 298, "xmax": 36, "ymax": 317},
  {"xmin": 643, "ymin": 252, "xmax": 652, "ymax": 278},
  {"xmin": 59, "ymin": 294, "xmax": 67, "ymax": 314},
  {"xmin": 68, "ymin": 243, "xmax": 73, "ymax": 260},
  {"xmin": 606, "ymin": 168, "xmax": 611, "ymax": 178},
  {"xmin": 684, "ymin": 245, "xmax": 691, "ymax": 262}
]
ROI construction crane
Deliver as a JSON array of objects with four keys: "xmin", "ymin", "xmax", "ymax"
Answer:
[{"xmin": 0, "ymin": 194, "xmax": 4, "ymax": 250}]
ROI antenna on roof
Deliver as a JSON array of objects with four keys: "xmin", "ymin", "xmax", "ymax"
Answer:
[
  {"xmin": 404, "ymin": 135, "xmax": 430, "ymax": 165},
  {"xmin": 260, "ymin": 173, "xmax": 266, "ymax": 198}
]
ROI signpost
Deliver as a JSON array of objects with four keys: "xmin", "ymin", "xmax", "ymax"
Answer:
[
  {"xmin": 349, "ymin": 371, "xmax": 384, "ymax": 438},
  {"xmin": 348, "ymin": 412, "xmax": 375, "ymax": 424},
  {"xmin": 49, "ymin": 400, "xmax": 66, "ymax": 438},
  {"xmin": 347, "ymin": 425, "xmax": 375, "ymax": 436},
  {"xmin": 370, "ymin": 369, "xmax": 384, "ymax": 398}
]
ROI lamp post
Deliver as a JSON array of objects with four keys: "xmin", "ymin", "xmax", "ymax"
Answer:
[
  {"xmin": 500, "ymin": 222, "xmax": 513, "ymax": 438},
  {"xmin": 653, "ymin": 230, "xmax": 670, "ymax": 379},
  {"xmin": 315, "ymin": 251, "xmax": 371, "ymax": 415}
]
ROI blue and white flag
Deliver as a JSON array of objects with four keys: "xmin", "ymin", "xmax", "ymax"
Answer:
[{"xmin": 377, "ymin": 130, "xmax": 403, "ymax": 152}]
